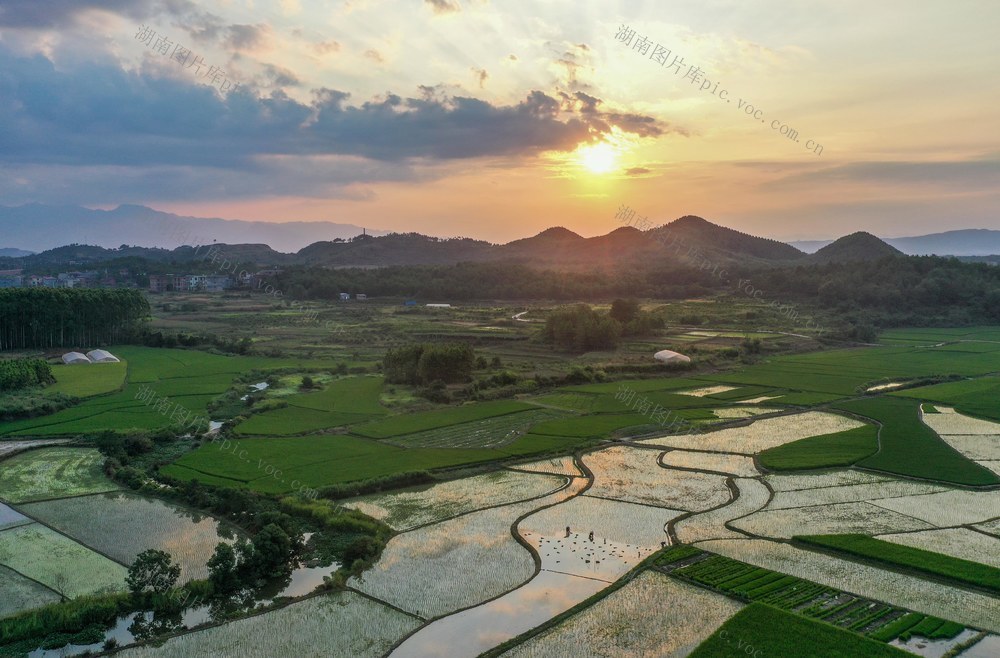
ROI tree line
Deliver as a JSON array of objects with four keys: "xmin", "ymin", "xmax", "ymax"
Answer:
[
  {"xmin": 0, "ymin": 288, "xmax": 149, "ymax": 350},
  {"xmin": 269, "ymin": 255, "xmax": 1000, "ymax": 329}
]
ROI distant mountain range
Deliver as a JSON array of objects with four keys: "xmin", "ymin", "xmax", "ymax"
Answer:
[
  {"xmin": 790, "ymin": 229, "xmax": 1000, "ymax": 256},
  {"xmin": 0, "ymin": 248, "xmax": 33, "ymax": 258},
  {"xmin": 1, "ymin": 204, "xmax": 998, "ymax": 259},
  {"xmin": 0, "ymin": 204, "xmax": 384, "ymax": 253},
  {"xmin": 0, "ymin": 214, "xmax": 927, "ymax": 272}
]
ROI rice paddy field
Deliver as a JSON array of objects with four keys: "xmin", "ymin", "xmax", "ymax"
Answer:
[
  {"xmin": 765, "ymin": 479, "xmax": 948, "ymax": 509},
  {"xmin": 378, "ymin": 408, "xmax": 572, "ymax": 449},
  {"xmin": 19, "ymin": 491, "xmax": 240, "ymax": 580},
  {"xmin": 5, "ymin": 321, "xmax": 1000, "ymax": 655},
  {"xmin": 765, "ymin": 470, "xmax": 895, "ymax": 491},
  {"xmin": 344, "ymin": 470, "xmax": 567, "ymax": 530},
  {"xmin": 163, "ymin": 434, "xmax": 553, "ymax": 494},
  {"xmin": 732, "ymin": 502, "xmax": 936, "ymax": 538},
  {"xmin": 0, "ymin": 564, "xmax": 62, "ymax": 619},
  {"xmin": 500, "ymin": 571, "xmax": 743, "ymax": 658},
  {"xmin": 659, "ymin": 449, "xmax": 760, "ymax": 476},
  {"xmin": 115, "ymin": 591, "xmax": 421, "ymax": 658},
  {"xmin": 688, "ymin": 603, "xmax": 912, "ymax": 658},
  {"xmin": 796, "ymin": 534, "xmax": 1000, "ymax": 594},
  {"xmin": 520, "ymin": 495, "xmax": 678, "ymax": 550},
  {"xmin": 877, "ymin": 529, "xmax": 1000, "ymax": 569},
  {"xmin": 349, "ymin": 493, "xmax": 555, "ymax": 618},
  {"xmin": 45, "ymin": 360, "xmax": 127, "ymax": 397},
  {"xmin": 641, "ymin": 411, "xmax": 865, "ymax": 454},
  {"xmin": 235, "ymin": 375, "xmax": 388, "ymax": 435},
  {"xmin": 835, "ymin": 397, "xmax": 1000, "ymax": 486},
  {"xmin": 350, "ymin": 400, "xmax": 536, "ymax": 439},
  {"xmin": 1, "ymin": 347, "xmax": 348, "ymax": 437},
  {"xmin": 510, "ymin": 455, "xmax": 582, "ymax": 477},
  {"xmin": 0, "ymin": 438, "xmax": 70, "ymax": 459},
  {"xmin": 870, "ymin": 489, "xmax": 1000, "ymax": 527},
  {"xmin": 0, "ymin": 502, "xmax": 29, "ymax": 531},
  {"xmin": 0, "ymin": 523, "xmax": 127, "ymax": 598},
  {"xmin": 582, "ymin": 445, "xmax": 731, "ymax": 511},
  {"xmin": 0, "ymin": 447, "xmax": 118, "ymax": 503},
  {"xmin": 695, "ymin": 539, "xmax": 1000, "ymax": 633},
  {"xmin": 675, "ymin": 477, "xmax": 770, "ymax": 543}
]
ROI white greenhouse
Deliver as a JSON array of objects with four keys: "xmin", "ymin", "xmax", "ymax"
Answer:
[
  {"xmin": 86, "ymin": 349, "xmax": 120, "ymax": 363},
  {"xmin": 61, "ymin": 352, "xmax": 92, "ymax": 365},
  {"xmin": 653, "ymin": 349, "xmax": 691, "ymax": 365}
]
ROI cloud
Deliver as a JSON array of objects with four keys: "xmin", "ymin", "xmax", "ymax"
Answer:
[
  {"xmin": 770, "ymin": 157, "xmax": 1000, "ymax": 189},
  {"xmin": 0, "ymin": 157, "xmax": 408, "ymax": 206},
  {"xmin": 551, "ymin": 42, "xmax": 593, "ymax": 91},
  {"xmin": 224, "ymin": 24, "xmax": 272, "ymax": 52},
  {"xmin": 625, "ymin": 167, "xmax": 652, "ymax": 176},
  {"xmin": 471, "ymin": 67, "xmax": 488, "ymax": 88},
  {"xmin": 563, "ymin": 91, "xmax": 676, "ymax": 138},
  {"xmin": 314, "ymin": 40, "xmax": 341, "ymax": 56},
  {"xmin": 364, "ymin": 49, "xmax": 385, "ymax": 63},
  {"xmin": 258, "ymin": 63, "xmax": 301, "ymax": 88},
  {"xmin": 425, "ymin": 0, "xmax": 461, "ymax": 15},
  {"xmin": 0, "ymin": 47, "xmax": 673, "ymax": 170},
  {"xmin": 0, "ymin": 0, "xmax": 194, "ymax": 28}
]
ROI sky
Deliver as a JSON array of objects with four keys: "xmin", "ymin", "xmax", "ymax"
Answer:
[{"xmin": 0, "ymin": 0, "xmax": 998, "ymax": 243}]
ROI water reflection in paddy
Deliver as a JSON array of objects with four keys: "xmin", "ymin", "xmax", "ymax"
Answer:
[{"xmin": 390, "ymin": 570, "xmax": 606, "ymax": 658}]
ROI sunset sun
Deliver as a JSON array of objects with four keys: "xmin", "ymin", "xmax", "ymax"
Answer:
[{"xmin": 576, "ymin": 141, "xmax": 619, "ymax": 174}]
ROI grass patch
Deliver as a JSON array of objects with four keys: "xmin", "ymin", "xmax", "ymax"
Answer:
[
  {"xmin": 795, "ymin": 534, "xmax": 1000, "ymax": 594},
  {"xmin": 688, "ymin": 603, "xmax": 911, "ymax": 658},
  {"xmin": 834, "ymin": 397, "xmax": 999, "ymax": 486},
  {"xmin": 758, "ymin": 425, "xmax": 878, "ymax": 471}
]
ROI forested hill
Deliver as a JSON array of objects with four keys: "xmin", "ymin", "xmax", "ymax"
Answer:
[
  {"xmin": 650, "ymin": 215, "xmax": 805, "ymax": 263},
  {"xmin": 297, "ymin": 233, "xmax": 495, "ymax": 267},
  {"xmin": 810, "ymin": 232, "xmax": 904, "ymax": 263}
]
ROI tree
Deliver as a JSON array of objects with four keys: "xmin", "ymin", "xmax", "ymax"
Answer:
[
  {"xmin": 127, "ymin": 549, "xmax": 181, "ymax": 595},
  {"xmin": 248, "ymin": 524, "xmax": 295, "ymax": 578},
  {"xmin": 300, "ymin": 375, "xmax": 315, "ymax": 390},
  {"xmin": 609, "ymin": 298, "xmax": 641, "ymax": 324},
  {"xmin": 383, "ymin": 342, "xmax": 475, "ymax": 385},
  {"xmin": 207, "ymin": 542, "xmax": 240, "ymax": 593},
  {"xmin": 542, "ymin": 305, "xmax": 621, "ymax": 352}
]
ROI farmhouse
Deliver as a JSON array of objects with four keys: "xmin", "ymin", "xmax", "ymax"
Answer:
[{"xmin": 653, "ymin": 349, "xmax": 691, "ymax": 365}]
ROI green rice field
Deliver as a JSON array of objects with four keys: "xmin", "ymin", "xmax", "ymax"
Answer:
[
  {"xmin": 688, "ymin": 603, "xmax": 911, "ymax": 658},
  {"xmin": 0, "ymin": 448, "xmax": 118, "ymax": 503}
]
